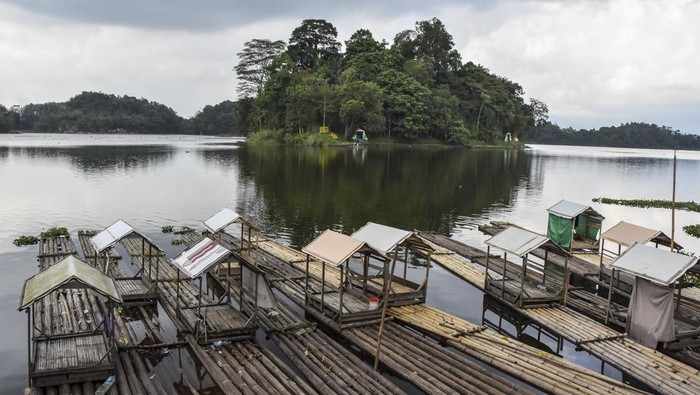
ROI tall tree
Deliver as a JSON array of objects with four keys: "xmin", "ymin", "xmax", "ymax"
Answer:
[
  {"xmin": 344, "ymin": 29, "xmax": 385, "ymax": 61},
  {"xmin": 234, "ymin": 39, "xmax": 287, "ymax": 98},
  {"xmin": 287, "ymin": 19, "xmax": 341, "ymax": 70},
  {"xmin": 336, "ymin": 81, "xmax": 384, "ymax": 137}
]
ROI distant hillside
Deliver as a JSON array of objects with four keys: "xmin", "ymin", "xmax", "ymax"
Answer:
[
  {"xmin": 2, "ymin": 92, "xmax": 245, "ymax": 136},
  {"xmin": 528, "ymin": 122, "xmax": 700, "ymax": 150}
]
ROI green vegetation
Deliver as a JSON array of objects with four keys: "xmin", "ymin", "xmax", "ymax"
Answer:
[
  {"xmin": 161, "ymin": 226, "xmax": 174, "ymax": 233},
  {"xmin": 593, "ymin": 197, "xmax": 700, "ymax": 239},
  {"xmin": 171, "ymin": 239, "xmax": 184, "ymax": 246},
  {"xmin": 234, "ymin": 18, "xmax": 542, "ymax": 145},
  {"xmin": 530, "ymin": 122, "xmax": 700, "ymax": 150},
  {"xmin": 13, "ymin": 235, "xmax": 39, "ymax": 247}
]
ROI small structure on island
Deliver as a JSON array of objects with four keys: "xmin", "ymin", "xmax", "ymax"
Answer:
[
  {"xmin": 353, "ymin": 129, "xmax": 368, "ymax": 144},
  {"xmin": 484, "ymin": 226, "xmax": 571, "ymax": 308},
  {"xmin": 90, "ymin": 219, "xmax": 162, "ymax": 303},
  {"xmin": 546, "ymin": 199, "xmax": 604, "ymax": 252},
  {"xmin": 19, "ymin": 255, "xmax": 122, "ymax": 387},
  {"xmin": 606, "ymin": 243, "xmax": 699, "ymax": 348},
  {"xmin": 171, "ymin": 237, "xmax": 257, "ymax": 344},
  {"xmin": 301, "ymin": 229, "xmax": 389, "ymax": 329},
  {"xmin": 351, "ymin": 222, "xmax": 434, "ymax": 305},
  {"xmin": 204, "ymin": 207, "xmax": 262, "ymax": 251}
]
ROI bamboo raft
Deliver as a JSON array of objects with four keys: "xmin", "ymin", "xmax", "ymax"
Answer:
[
  {"xmin": 225, "ymin": 232, "xmax": 540, "ymax": 394},
  {"xmin": 419, "ymin": 232, "xmax": 700, "ymax": 395}
]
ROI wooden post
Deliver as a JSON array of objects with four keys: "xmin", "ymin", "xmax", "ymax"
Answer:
[
  {"xmin": 227, "ymin": 260, "xmax": 231, "ymax": 304},
  {"xmin": 176, "ymin": 270, "xmax": 181, "ymax": 319},
  {"xmin": 148, "ymin": 243, "xmax": 153, "ymax": 283},
  {"xmin": 141, "ymin": 238, "xmax": 145, "ymax": 279},
  {"xmin": 305, "ymin": 255, "xmax": 310, "ymax": 306},
  {"xmin": 519, "ymin": 255, "xmax": 526, "ymax": 308},
  {"xmin": 485, "ymin": 246, "xmax": 491, "ymax": 290},
  {"xmin": 671, "ymin": 149, "xmax": 677, "ymax": 251},
  {"xmin": 599, "ymin": 239, "xmax": 606, "ymax": 273},
  {"xmin": 338, "ymin": 262, "xmax": 345, "ymax": 325},
  {"xmin": 543, "ymin": 249, "xmax": 548, "ymax": 285},
  {"xmin": 374, "ymin": 256, "xmax": 397, "ymax": 371},
  {"xmin": 424, "ymin": 250, "xmax": 431, "ymax": 299},
  {"xmin": 563, "ymin": 257, "xmax": 570, "ymax": 306},
  {"xmin": 362, "ymin": 254, "xmax": 368, "ymax": 295},
  {"xmin": 103, "ymin": 251, "xmax": 109, "ymax": 274},
  {"xmin": 240, "ymin": 224, "xmax": 244, "ymax": 252},
  {"xmin": 321, "ymin": 262, "xmax": 326, "ymax": 314},
  {"xmin": 27, "ymin": 309, "xmax": 30, "ymax": 387},
  {"xmin": 502, "ymin": 252, "xmax": 508, "ymax": 299},
  {"xmin": 605, "ymin": 268, "xmax": 615, "ymax": 325},
  {"xmin": 403, "ymin": 246, "xmax": 409, "ymax": 279},
  {"xmin": 197, "ymin": 276, "xmax": 203, "ymax": 337}
]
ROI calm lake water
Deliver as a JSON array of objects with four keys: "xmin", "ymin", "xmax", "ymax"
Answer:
[{"xmin": 2, "ymin": 133, "xmax": 700, "ymax": 393}]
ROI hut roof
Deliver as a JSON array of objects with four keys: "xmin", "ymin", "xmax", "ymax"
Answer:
[
  {"xmin": 610, "ymin": 243, "xmax": 698, "ymax": 286},
  {"xmin": 602, "ymin": 221, "xmax": 680, "ymax": 250},
  {"xmin": 351, "ymin": 222, "xmax": 433, "ymax": 255},
  {"xmin": 19, "ymin": 255, "xmax": 121, "ymax": 310},
  {"xmin": 90, "ymin": 219, "xmax": 156, "ymax": 253},
  {"xmin": 485, "ymin": 226, "xmax": 568, "ymax": 257},
  {"xmin": 171, "ymin": 237, "xmax": 231, "ymax": 278},
  {"xmin": 204, "ymin": 207, "xmax": 261, "ymax": 234},
  {"xmin": 547, "ymin": 199, "xmax": 603, "ymax": 220},
  {"xmin": 302, "ymin": 229, "xmax": 387, "ymax": 267}
]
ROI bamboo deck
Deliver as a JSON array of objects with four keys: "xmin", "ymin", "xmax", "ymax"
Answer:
[
  {"xmin": 420, "ymin": 232, "xmax": 700, "ymax": 395},
  {"xmin": 389, "ymin": 304, "xmax": 646, "ymax": 395}
]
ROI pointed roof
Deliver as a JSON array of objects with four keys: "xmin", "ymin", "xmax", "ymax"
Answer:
[
  {"xmin": 171, "ymin": 237, "xmax": 231, "ymax": 278},
  {"xmin": 351, "ymin": 222, "xmax": 432, "ymax": 254},
  {"xmin": 19, "ymin": 255, "xmax": 121, "ymax": 310},
  {"xmin": 602, "ymin": 221, "xmax": 680, "ymax": 250},
  {"xmin": 485, "ymin": 226, "xmax": 567, "ymax": 257},
  {"xmin": 204, "ymin": 208, "xmax": 261, "ymax": 234},
  {"xmin": 302, "ymin": 229, "xmax": 387, "ymax": 267},
  {"xmin": 90, "ymin": 219, "xmax": 155, "ymax": 253},
  {"xmin": 610, "ymin": 243, "xmax": 698, "ymax": 286},
  {"xmin": 547, "ymin": 199, "xmax": 603, "ymax": 220}
]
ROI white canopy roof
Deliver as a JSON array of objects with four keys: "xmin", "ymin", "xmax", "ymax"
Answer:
[
  {"xmin": 20, "ymin": 255, "xmax": 121, "ymax": 310},
  {"xmin": 171, "ymin": 237, "xmax": 231, "ymax": 278},
  {"xmin": 90, "ymin": 219, "xmax": 154, "ymax": 253},
  {"xmin": 547, "ymin": 199, "xmax": 596, "ymax": 219},
  {"xmin": 351, "ymin": 222, "xmax": 413, "ymax": 254},
  {"xmin": 610, "ymin": 243, "xmax": 698, "ymax": 286},
  {"xmin": 302, "ymin": 229, "xmax": 387, "ymax": 267},
  {"xmin": 204, "ymin": 208, "xmax": 242, "ymax": 234},
  {"xmin": 485, "ymin": 226, "xmax": 556, "ymax": 257}
]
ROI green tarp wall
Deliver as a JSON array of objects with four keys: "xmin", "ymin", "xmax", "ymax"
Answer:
[{"xmin": 548, "ymin": 214, "xmax": 573, "ymax": 250}]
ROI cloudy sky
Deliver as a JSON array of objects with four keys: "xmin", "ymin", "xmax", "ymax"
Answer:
[{"xmin": 1, "ymin": 0, "xmax": 699, "ymax": 133}]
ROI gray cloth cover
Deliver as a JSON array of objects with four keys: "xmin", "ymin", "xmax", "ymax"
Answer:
[{"xmin": 627, "ymin": 277, "xmax": 676, "ymax": 347}]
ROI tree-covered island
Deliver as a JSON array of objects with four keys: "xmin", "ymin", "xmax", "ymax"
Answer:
[{"xmin": 1, "ymin": 17, "xmax": 698, "ymax": 150}]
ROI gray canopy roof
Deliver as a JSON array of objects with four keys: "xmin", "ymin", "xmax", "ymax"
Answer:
[
  {"xmin": 485, "ymin": 226, "xmax": 566, "ymax": 257},
  {"xmin": 547, "ymin": 199, "xmax": 603, "ymax": 220},
  {"xmin": 90, "ymin": 219, "xmax": 156, "ymax": 253},
  {"xmin": 610, "ymin": 243, "xmax": 698, "ymax": 286},
  {"xmin": 302, "ymin": 229, "xmax": 387, "ymax": 267},
  {"xmin": 19, "ymin": 255, "xmax": 121, "ymax": 310},
  {"xmin": 204, "ymin": 208, "xmax": 261, "ymax": 234},
  {"xmin": 351, "ymin": 222, "xmax": 432, "ymax": 255}
]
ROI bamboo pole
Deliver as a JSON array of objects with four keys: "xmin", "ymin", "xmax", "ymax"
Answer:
[{"xmin": 374, "ymin": 256, "xmax": 397, "ymax": 370}]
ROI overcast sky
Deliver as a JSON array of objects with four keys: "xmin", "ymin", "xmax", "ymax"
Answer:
[{"xmin": 1, "ymin": 0, "xmax": 699, "ymax": 133}]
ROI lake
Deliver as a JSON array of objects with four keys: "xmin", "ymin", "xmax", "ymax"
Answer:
[{"xmin": 2, "ymin": 133, "xmax": 700, "ymax": 393}]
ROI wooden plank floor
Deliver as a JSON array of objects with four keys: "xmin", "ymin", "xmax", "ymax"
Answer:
[
  {"xmin": 420, "ymin": 233, "xmax": 700, "ymax": 395},
  {"xmin": 34, "ymin": 334, "xmax": 110, "ymax": 372}
]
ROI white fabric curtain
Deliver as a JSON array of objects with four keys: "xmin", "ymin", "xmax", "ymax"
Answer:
[{"xmin": 627, "ymin": 277, "xmax": 676, "ymax": 347}]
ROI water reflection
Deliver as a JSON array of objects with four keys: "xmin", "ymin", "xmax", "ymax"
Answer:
[{"xmin": 237, "ymin": 145, "xmax": 532, "ymax": 248}]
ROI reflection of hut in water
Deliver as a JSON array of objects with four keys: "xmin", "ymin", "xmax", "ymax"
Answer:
[
  {"xmin": 301, "ymin": 230, "xmax": 389, "ymax": 330},
  {"xmin": 351, "ymin": 222, "xmax": 433, "ymax": 305},
  {"xmin": 484, "ymin": 226, "xmax": 571, "ymax": 308},
  {"xmin": 546, "ymin": 200, "xmax": 604, "ymax": 252},
  {"xmin": 19, "ymin": 255, "xmax": 122, "ymax": 387},
  {"xmin": 606, "ymin": 244, "xmax": 699, "ymax": 349}
]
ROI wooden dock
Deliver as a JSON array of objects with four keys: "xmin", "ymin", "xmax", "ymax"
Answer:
[{"xmin": 419, "ymin": 232, "xmax": 700, "ymax": 395}]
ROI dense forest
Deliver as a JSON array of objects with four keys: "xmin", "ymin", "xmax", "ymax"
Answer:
[
  {"xmin": 529, "ymin": 122, "xmax": 700, "ymax": 150},
  {"xmin": 233, "ymin": 18, "xmax": 542, "ymax": 144},
  {"xmin": 0, "ymin": 92, "xmax": 239, "ymax": 135}
]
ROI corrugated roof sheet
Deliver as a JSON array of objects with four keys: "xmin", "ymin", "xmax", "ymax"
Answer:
[
  {"xmin": 610, "ymin": 243, "xmax": 698, "ymax": 286},
  {"xmin": 90, "ymin": 219, "xmax": 154, "ymax": 253},
  {"xmin": 547, "ymin": 199, "xmax": 591, "ymax": 219},
  {"xmin": 172, "ymin": 237, "xmax": 231, "ymax": 278},
  {"xmin": 303, "ymin": 229, "xmax": 385, "ymax": 267},
  {"xmin": 351, "ymin": 222, "xmax": 412, "ymax": 254},
  {"xmin": 485, "ymin": 226, "xmax": 552, "ymax": 257},
  {"xmin": 204, "ymin": 208, "xmax": 242, "ymax": 234},
  {"xmin": 19, "ymin": 255, "xmax": 121, "ymax": 310}
]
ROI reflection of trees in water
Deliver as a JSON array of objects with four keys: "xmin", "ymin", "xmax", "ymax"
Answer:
[
  {"xmin": 196, "ymin": 148, "xmax": 240, "ymax": 169},
  {"xmin": 237, "ymin": 145, "xmax": 531, "ymax": 248},
  {"xmin": 4, "ymin": 145, "xmax": 174, "ymax": 174},
  {"xmin": 0, "ymin": 146, "xmax": 7, "ymax": 159}
]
